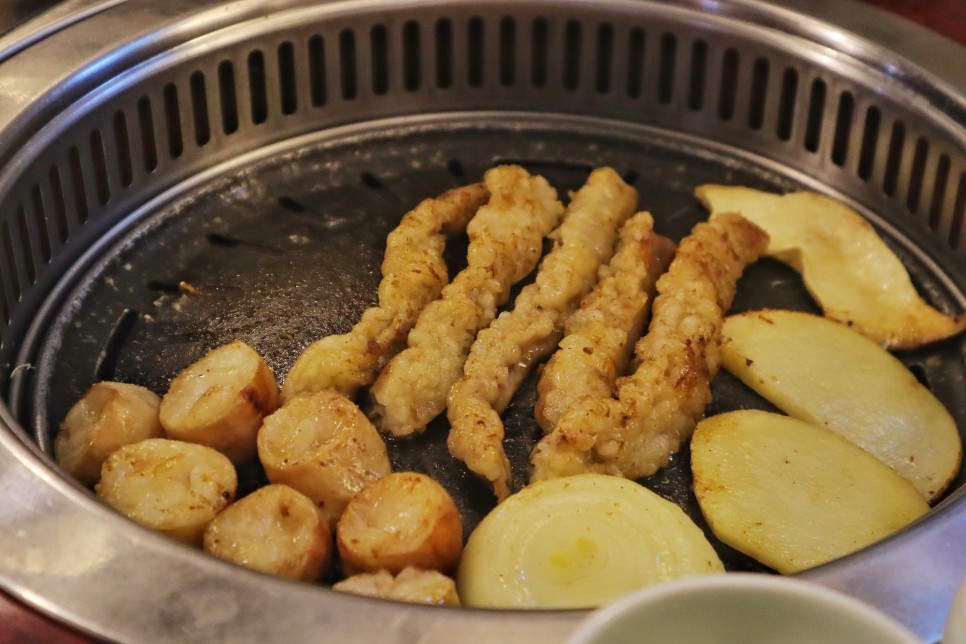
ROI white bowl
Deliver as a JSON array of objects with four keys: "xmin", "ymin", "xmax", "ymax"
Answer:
[
  {"xmin": 568, "ymin": 574, "xmax": 921, "ymax": 644},
  {"xmin": 945, "ymin": 576, "xmax": 966, "ymax": 644}
]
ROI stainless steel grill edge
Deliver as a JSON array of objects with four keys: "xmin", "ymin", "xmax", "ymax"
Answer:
[{"xmin": 0, "ymin": 1, "xmax": 963, "ymax": 642}]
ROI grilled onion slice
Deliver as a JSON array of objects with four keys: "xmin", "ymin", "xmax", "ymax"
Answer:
[{"xmin": 457, "ymin": 473, "xmax": 723, "ymax": 608}]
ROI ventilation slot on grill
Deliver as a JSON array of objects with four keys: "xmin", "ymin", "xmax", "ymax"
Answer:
[
  {"xmin": 499, "ymin": 17, "xmax": 516, "ymax": 87},
  {"xmin": 190, "ymin": 72, "xmax": 211, "ymax": 146},
  {"xmin": 163, "ymin": 84, "xmax": 184, "ymax": 157},
  {"xmin": 218, "ymin": 61, "xmax": 240, "ymax": 134},
  {"xmin": 308, "ymin": 35, "xmax": 328, "ymax": 105},
  {"xmin": 658, "ymin": 32, "xmax": 675, "ymax": 104},
  {"xmin": 94, "ymin": 308, "xmax": 139, "ymax": 381},
  {"xmin": 403, "ymin": 21, "xmax": 421, "ymax": 92},
  {"xmin": 30, "ymin": 187, "xmax": 52, "ymax": 265},
  {"xmin": 857, "ymin": 105, "xmax": 881, "ymax": 181},
  {"xmin": 747, "ymin": 57, "xmax": 768, "ymax": 130},
  {"xmin": 596, "ymin": 24, "xmax": 614, "ymax": 94},
  {"xmin": 804, "ymin": 78, "xmax": 826, "ymax": 153},
  {"xmin": 563, "ymin": 20, "xmax": 582, "ymax": 90},
  {"xmin": 883, "ymin": 120, "xmax": 906, "ymax": 196},
  {"xmin": 14, "ymin": 208, "xmax": 36, "ymax": 286},
  {"xmin": 248, "ymin": 52, "xmax": 269, "ymax": 122},
  {"xmin": 776, "ymin": 68, "xmax": 798, "ymax": 141},
  {"xmin": 626, "ymin": 28, "xmax": 644, "ymax": 98},
  {"xmin": 831, "ymin": 91, "xmax": 854, "ymax": 167},
  {"xmin": 531, "ymin": 18, "xmax": 549, "ymax": 88},
  {"xmin": 89, "ymin": 129, "xmax": 110, "ymax": 206},
  {"xmin": 468, "ymin": 17, "xmax": 484, "ymax": 87},
  {"xmin": 113, "ymin": 111, "xmax": 134, "ymax": 188},
  {"xmin": 137, "ymin": 96, "xmax": 159, "ymax": 172},
  {"xmin": 0, "ymin": 269, "xmax": 9, "ymax": 327},
  {"xmin": 0, "ymin": 221, "xmax": 17, "ymax": 323},
  {"xmin": 371, "ymin": 25, "xmax": 389, "ymax": 95},
  {"xmin": 278, "ymin": 42, "xmax": 298, "ymax": 114},
  {"xmin": 432, "ymin": 20, "xmax": 452, "ymax": 88},
  {"xmin": 928, "ymin": 154, "xmax": 951, "ymax": 230},
  {"xmin": 48, "ymin": 166, "xmax": 70, "ymax": 245},
  {"xmin": 67, "ymin": 146, "xmax": 90, "ymax": 224},
  {"xmin": 717, "ymin": 48, "xmax": 738, "ymax": 119},
  {"xmin": 951, "ymin": 173, "xmax": 966, "ymax": 247},
  {"xmin": 338, "ymin": 29, "xmax": 357, "ymax": 99},
  {"xmin": 906, "ymin": 136, "xmax": 929, "ymax": 212},
  {"xmin": 687, "ymin": 40, "xmax": 707, "ymax": 110}
]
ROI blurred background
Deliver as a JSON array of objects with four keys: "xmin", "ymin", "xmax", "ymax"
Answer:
[{"xmin": 0, "ymin": 0, "xmax": 965, "ymax": 44}]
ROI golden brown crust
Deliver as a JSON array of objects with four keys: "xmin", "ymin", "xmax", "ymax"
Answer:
[
  {"xmin": 446, "ymin": 169, "xmax": 639, "ymax": 500},
  {"xmin": 203, "ymin": 484, "xmax": 332, "ymax": 581},
  {"xmin": 159, "ymin": 341, "xmax": 279, "ymax": 464},
  {"xmin": 281, "ymin": 183, "xmax": 489, "ymax": 402},
  {"xmin": 257, "ymin": 391, "xmax": 391, "ymax": 528},
  {"xmin": 370, "ymin": 166, "xmax": 565, "ymax": 436},
  {"xmin": 333, "ymin": 567, "xmax": 460, "ymax": 606},
  {"xmin": 336, "ymin": 472, "xmax": 463, "ymax": 575},
  {"xmin": 530, "ymin": 213, "xmax": 768, "ymax": 482},
  {"xmin": 534, "ymin": 212, "xmax": 676, "ymax": 436}
]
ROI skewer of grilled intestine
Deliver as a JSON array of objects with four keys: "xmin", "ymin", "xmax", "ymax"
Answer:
[
  {"xmin": 369, "ymin": 166, "xmax": 565, "ymax": 437},
  {"xmin": 281, "ymin": 183, "xmax": 489, "ymax": 402},
  {"xmin": 446, "ymin": 168, "xmax": 642, "ymax": 500},
  {"xmin": 534, "ymin": 212, "xmax": 676, "ymax": 436},
  {"xmin": 530, "ymin": 213, "xmax": 768, "ymax": 482}
]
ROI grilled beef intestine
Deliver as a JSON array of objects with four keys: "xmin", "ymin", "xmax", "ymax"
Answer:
[
  {"xmin": 446, "ymin": 168, "xmax": 653, "ymax": 500},
  {"xmin": 530, "ymin": 212, "xmax": 768, "ymax": 483},
  {"xmin": 369, "ymin": 165, "xmax": 565, "ymax": 437}
]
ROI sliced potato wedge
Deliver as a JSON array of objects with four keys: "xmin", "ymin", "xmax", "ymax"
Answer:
[
  {"xmin": 696, "ymin": 185, "xmax": 966, "ymax": 349},
  {"xmin": 721, "ymin": 309, "xmax": 962, "ymax": 501},
  {"xmin": 691, "ymin": 410, "xmax": 929, "ymax": 574},
  {"xmin": 203, "ymin": 484, "xmax": 332, "ymax": 582},
  {"xmin": 96, "ymin": 438, "xmax": 237, "ymax": 545},
  {"xmin": 257, "ymin": 391, "xmax": 391, "ymax": 527},
  {"xmin": 333, "ymin": 567, "xmax": 460, "ymax": 606},
  {"xmin": 337, "ymin": 472, "xmax": 462, "ymax": 576},
  {"xmin": 55, "ymin": 381, "xmax": 164, "ymax": 486},
  {"xmin": 160, "ymin": 340, "xmax": 279, "ymax": 463},
  {"xmin": 457, "ymin": 473, "xmax": 722, "ymax": 609}
]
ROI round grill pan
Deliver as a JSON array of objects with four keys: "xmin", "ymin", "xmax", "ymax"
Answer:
[{"xmin": 0, "ymin": 1, "xmax": 963, "ymax": 642}]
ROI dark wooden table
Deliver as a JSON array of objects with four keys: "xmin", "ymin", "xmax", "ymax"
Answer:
[{"xmin": 0, "ymin": 0, "xmax": 962, "ymax": 641}]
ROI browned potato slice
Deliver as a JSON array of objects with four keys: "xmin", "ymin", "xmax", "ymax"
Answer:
[
  {"xmin": 333, "ymin": 567, "xmax": 460, "ymax": 606},
  {"xmin": 257, "ymin": 391, "xmax": 391, "ymax": 527},
  {"xmin": 691, "ymin": 410, "xmax": 929, "ymax": 574},
  {"xmin": 337, "ymin": 472, "xmax": 462, "ymax": 576},
  {"xmin": 160, "ymin": 341, "xmax": 279, "ymax": 463},
  {"xmin": 203, "ymin": 484, "xmax": 332, "ymax": 581},
  {"xmin": 696, "ymin": 185, "xmax": 966, "ymax": 349},
  {"xmin": 55, "ymin": 381, "xmax": 164, "ymax": 486},
  {"xmin": 96, "ymin": 438, "xmax": 237, "ymax": 545},
  {"xmin": 721, "ymin": 309, "xmax": 962, "ymax": 501}
]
